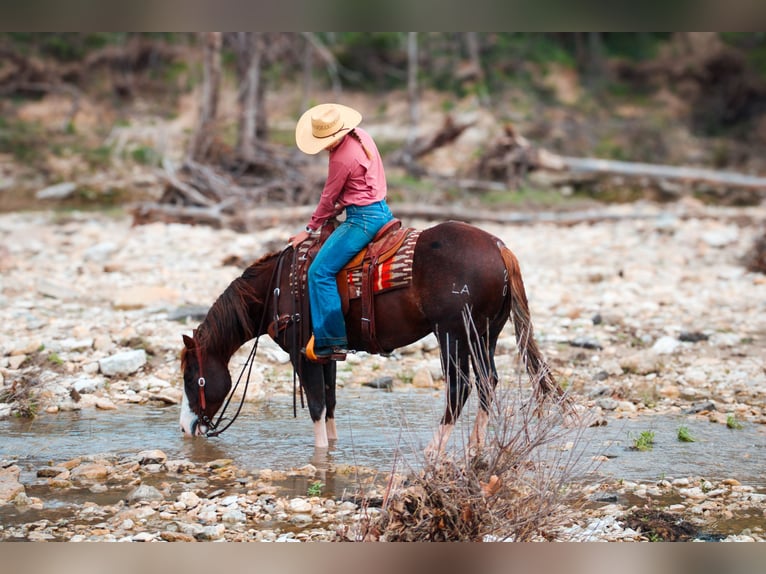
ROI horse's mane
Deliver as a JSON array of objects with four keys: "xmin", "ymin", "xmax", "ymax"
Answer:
[{"xmin": 192, "ymin": 251, "xmax": 282, "ymax": 357}]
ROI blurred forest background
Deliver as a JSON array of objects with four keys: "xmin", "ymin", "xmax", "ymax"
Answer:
[{"xmin": 2, "ymin": 32, "xmax": 766, "ymax": 230}]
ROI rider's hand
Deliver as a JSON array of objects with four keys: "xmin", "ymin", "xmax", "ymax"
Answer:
[{"xmin": 288, "ymin": 229, "xmax": 310, "ymax": 249}]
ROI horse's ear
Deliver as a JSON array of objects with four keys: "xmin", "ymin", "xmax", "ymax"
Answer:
[{"xmin": 182, "ymin": 334, "xmax": 195, "ymax": 349}]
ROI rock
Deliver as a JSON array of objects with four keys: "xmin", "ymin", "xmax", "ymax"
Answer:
[
  {"xmin": 138, "ymin": 450, "xmax": 167, "ymax": 465},
  {"xmin": 127, "ymin": 484, "xmax": 164, "ymax": 503},
  {"xmin": 149, "ymin": 388, "xmax": 182, "ymax": 404},
  {"xmin": 98, "ymin": 349, "xmax": 146, "ymax": 376},
  {"xmin": 651, "ymin": 336, "xmax": 680, "ymax": 355},
  {"xmin": 568, "ymin": 337, "xmax": 603, "ymax": 350},
  {"xmin": 0, "ymin": 466, "xmax": 25, "ymax": 503},
  {"xmin": 84, "ymin": 242, "xmax": 119, "ymax": 262},
  {"xmin": 95, "ymin": 397, "xmax": 118, "ymax": 410},
  {"xmin": 619, "ymin": 351, "xmax": 662, "ymax": 375},
  {"xmin": 72, "ymin": 378, "xmax": 101, "ymax": 394},
  {"xmin": 36, "ymin": 182, "xmax": 76, "ymax": 200},
  {"xmin": 132, "ymin": 532, "xmax": 155, "ymax": 542},
  {"xmin": 167, "ymin": 305, "xmax": 209, "ymax": 322},
  {"xmin": 288, "ymin": 498, "xmax": 313, "ymax": 513},
  {"xmin": 196, "ymin": 524, "xmax": 226, "ymax": 541},
  {"xmin": 701, "ymin": 225, "xmax": 739, "ymax": 248},
  {"xmin": 177, "ymin": 491, "xmax": 201, "ymax": 509},
  {"xmin": 222, "ymin": 509, "xmax": 247, "ymax": 523},
  {"xmin": 161, "ymin": 531, "xmax": 195, "ymax": 542},
  {"xmin": 36, "ymin": 466, "xmax": 69, "ymax": 478},
  {"xmin": 679, "ymin": 331, "xmax": 709, "ymax": 343},
  {"xmin": 363, "ymin": 376, "xmax": 393, "ymax": 390},
  {"xmin": 36, "ymin": 279, "xmax": 80, "ymax": 300},
  {"xmin": 70, "ymin": 463, "xmax": 109, "ymax": 481},
  {"xmin": 113, "ymin": 286, "xmax": 180, "ymax": 310},
  {"xmin": 411, "ymin": 367, "xmax": 436, "ymax": 388}
]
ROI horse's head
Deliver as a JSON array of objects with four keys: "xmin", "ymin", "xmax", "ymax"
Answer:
[{"xmin": 179, "ymin": 333, "xmax": 232, "ymax": 436}]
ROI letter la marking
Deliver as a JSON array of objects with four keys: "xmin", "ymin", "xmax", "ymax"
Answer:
[{"xmin": 451, "ymin": 283, "xmax": 470, "ymax": 295}]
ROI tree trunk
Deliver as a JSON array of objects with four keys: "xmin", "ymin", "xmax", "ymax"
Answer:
[
  {"xmin": 236, "ymin": 32, "xmax": 262, "ymax": 161},
  {"xmin": 301, "ymin": 32, "xmax": 341, "ymax": 99},
  {"xmin": 404, "ymin": 32, "xmax": 420, "ymax": 170},
  {"xmin": 188, "ymin": 32, "xmax": 222, "ymax": 162},
  {"xmin": 464, "ymin": 32, "xmax": 488, "ymax": 105}
]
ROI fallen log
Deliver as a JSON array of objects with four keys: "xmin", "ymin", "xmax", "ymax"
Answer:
[{"xmin": 556, "ymin": 156, "xmax": 766, "ymax": 192}]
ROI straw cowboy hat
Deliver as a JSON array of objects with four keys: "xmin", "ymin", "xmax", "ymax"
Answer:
[{"xmin": 295, "ymin": 103, "xmax": 362, "ymax": 155}]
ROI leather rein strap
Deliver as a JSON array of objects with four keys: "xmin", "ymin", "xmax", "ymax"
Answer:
[{"xmin": 196, "ymin": 248, "xmax": 289, "ymax": 437}]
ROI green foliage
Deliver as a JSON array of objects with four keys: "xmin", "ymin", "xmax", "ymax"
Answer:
[
  {"xmin": 130, "ymin": 145, "xmax": 160, "ymax": 166},
  {"xmin": 47, "ymin": 352, "xmax": 64, "ymax": 366},
  {"xmin": 677, "ymin": 426, "xmax": 695, "ymax": 443},
  {"xmin": 726, "ymin": 414, "xmax": 743, "ymax": 430},
  {"xmin": 721, "ymin": 33, "xmax": 766, "ymax": 77},
  {"xmin": 3, "ymin": 32, "xmax": 127, "ymax": 61},
  {"xmin": 0, "ymin": 117, "xmax": 45, "ymax": 162},
  {"xmin": 83, "ymin": 145, "xmax": 113, "ymax": 169},
  {"xmin": 600, "ymin": 33, "xmax": 670, "ymax": 62},
  {"xmin": 307, "ymin": 481, "xmax": 324, "ymax": 497},
  {"xmin": 630, "ymin": 430, "xmax": 655, "ymax": 451}
]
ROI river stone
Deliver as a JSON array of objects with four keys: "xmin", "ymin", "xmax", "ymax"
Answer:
[
  {"xmin": 138, "ymin": 449, "xmax": 167, "ymax": 465},
  {"xmin": 70, "ymin": 463, "xmax": 109, "ymax": 481},
  {"xmin": 132, "ymin": 532, "xmax": 155, "ymax": 542},
  {"xmin": 127, "ymin": 484, "xmax": 163, "ymax": 503},
  {"xmin": 196, "ymin": 524, "xmax": 226, "ymax": 541},
  {"xmin": 113, "ymin": 286, "xmax": 179, "ymax": 310},
  {"xmin": 95, "ymin": 397, "xmax": 118, "ymax": 410},
  {"xmin": 98, "ymin": 349, "xmax": 146, "ymax": 376},
  {"xmin": 177, "ymin": 491, "xmax": 200, "ymax": 509},
  {"xmin": 84, "ymin": 242, "xmax": 119, "ymax": 262},
  {"xmin": 652, "ymin": 336, "xmax": 681, "ymax": 355},
  {"xmin": 36, "ymin": 181, "xmax": 76, "ymax": 200},
  {"xmin": 411, "ymin": 367, "xmax": 435, "ymax": 389},
  {"xmin": 72, "ymin": 378, "xmax": 101, "ymax": 394},
  {"xmin": 37, "ymin": 279, "xmax": 80, "ymax": 300},
  {"xmin": 0, "ymin": 466, "xmax": 25, "ymax": 503},
  {"xmin": 288, "ymin": 498, "xmax": 313, "ymax": 513},
  {"xmin": 36, "ymin": 466, "xmax": 69, "ymax": 478},
  {"xmin": 222, "ymin": 509, "xmax": 247, "ymax": 524},
  {"xmin": 161, "ymin": 531, "xmax": 195, "ymax": 542}
]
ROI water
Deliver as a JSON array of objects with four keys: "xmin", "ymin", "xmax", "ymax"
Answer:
[{"xmin": 2, "ymin": 387, "xmax": 766, "ymax": 487}]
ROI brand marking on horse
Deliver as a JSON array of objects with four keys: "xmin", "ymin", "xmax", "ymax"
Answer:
[{"xmin": 451, "ymin": 283, "xmax": 470, "ymax": 295}]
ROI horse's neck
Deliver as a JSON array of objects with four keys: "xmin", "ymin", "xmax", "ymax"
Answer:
[{"xmin": 200, "ymin": 266, "xmax": 273, "ymax": 362}]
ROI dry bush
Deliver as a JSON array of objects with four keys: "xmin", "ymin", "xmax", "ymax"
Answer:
[{"xmin": 363, "ymin": 312, "xmax": 591, "ymax": 542}]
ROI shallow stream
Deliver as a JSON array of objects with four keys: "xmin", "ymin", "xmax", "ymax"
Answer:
[{"xmin": 3, "ymin": 387, "xmax": 766, "ymax": 488}]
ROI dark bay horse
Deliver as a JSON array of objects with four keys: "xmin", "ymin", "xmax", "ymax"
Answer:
[{"xmin": 179, "ymin": 220, "xmax": 565, "ymax": 453}]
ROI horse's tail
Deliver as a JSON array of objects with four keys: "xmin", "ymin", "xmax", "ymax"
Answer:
[{"xmin": 498, "ymin": 243, "xmax": 565, "ymax": 402}]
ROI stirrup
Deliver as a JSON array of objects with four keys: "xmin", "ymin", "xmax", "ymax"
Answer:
[{"xmin": 304, "ymin": 335, "xmax": 347, "ymax": 363}]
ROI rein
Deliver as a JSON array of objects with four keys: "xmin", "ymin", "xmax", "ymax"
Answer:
[{"xmin": 195, "ymin": 248, "xmax": 292, "ymax": 437}]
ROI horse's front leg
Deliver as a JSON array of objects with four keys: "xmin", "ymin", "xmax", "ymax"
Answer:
[{"xmin": 295, "ymin": 356, "xmax": 330, "ymax": 448}]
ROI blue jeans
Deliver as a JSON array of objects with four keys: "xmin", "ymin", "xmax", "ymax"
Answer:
[{"xmin": 308, "ymin": 200, "xmax": 394, "ymax": 349}]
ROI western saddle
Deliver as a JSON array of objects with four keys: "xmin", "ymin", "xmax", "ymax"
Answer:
[{"xmin": 275, "ymin": 217, "xmax": 415, "ymax": 356}]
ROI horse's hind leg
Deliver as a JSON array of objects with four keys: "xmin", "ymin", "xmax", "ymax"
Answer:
[
  {"xmin": 469, "ymin": 335, "xmax": 499, "ymax": 453},
  {"xmin": 323, "ymin": 361, "xmax": 337, "ymax": 441},
  {"xmin": 426, "ymin": 331, "xmax": 472, "ymax": 458}
]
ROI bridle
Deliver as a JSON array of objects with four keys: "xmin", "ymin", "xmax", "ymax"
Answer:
[{"xmin": 189, "ymin": 247, "xmax": 293, "ymax": 437}]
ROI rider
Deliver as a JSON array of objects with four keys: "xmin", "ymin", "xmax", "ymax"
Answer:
[{"xmin": 289, "ymin": 103, "xmax": 394, "ymax": 361}]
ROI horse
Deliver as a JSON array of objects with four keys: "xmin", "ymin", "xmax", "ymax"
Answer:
[{"xmin": 179, "ymin": 220, "xmax": 566, "ymax": 454}]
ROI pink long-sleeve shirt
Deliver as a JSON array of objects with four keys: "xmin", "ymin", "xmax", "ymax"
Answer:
[{"xmin": 307, "ymin": 127, "xmax": 387, "ymax": 231}]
